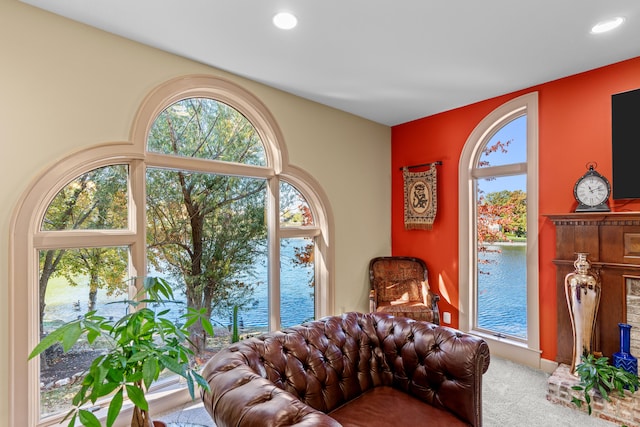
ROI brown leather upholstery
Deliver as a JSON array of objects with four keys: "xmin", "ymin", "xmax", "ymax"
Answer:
[
  {"xmin": 201, "ymin": 312, "xmax": 490, "ymax": 427},
  {"xmin": 329, "ymin": 386, "xmax": 471, "ymax": 427},
  {"xmin": 369, "ymin": 256, "xmax": 440, "ymax": 324}
]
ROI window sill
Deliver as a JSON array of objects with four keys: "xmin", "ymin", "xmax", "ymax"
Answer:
[
  {"xmin": 40, "ymin": 380, "xmax": 197, "ymax": 427},
  {"xmin": 471, "ymin": 330, "xmax": 542, "ymax": 369}
]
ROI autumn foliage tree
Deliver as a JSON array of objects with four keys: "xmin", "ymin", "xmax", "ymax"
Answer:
[
  {"xmin": 484, "ymin": 190, "xmax": 527, "ymax": 237},
  {"xmin": 292, "ymin": 205, "xmax": 315, "ymax": 288},
  {"xmin": 280, "ymin": 182, "xmax": 315, "ymax": 289},
  {"xmin": 476, "ymin": 137, "xmax": 527, "ymax": 272}
]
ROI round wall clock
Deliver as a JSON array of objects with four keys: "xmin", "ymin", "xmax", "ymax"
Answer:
[{"xmin": 574, "ymin": 163, "xmax": 611, "ymax": 212}]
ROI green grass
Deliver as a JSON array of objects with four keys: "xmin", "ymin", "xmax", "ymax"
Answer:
[{"xmin": 43, "ymin": 275, "xmax": 89, "ymax": 306}]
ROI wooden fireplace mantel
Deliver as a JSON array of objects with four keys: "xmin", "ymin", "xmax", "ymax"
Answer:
[{"xmin": 547, "ymin": 212, "xmax": 640, "ymax": 365}]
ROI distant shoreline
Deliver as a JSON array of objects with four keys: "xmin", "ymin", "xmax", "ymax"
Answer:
[{"xmin": 481, "ymin": 241, "xmax": 527, "ymax": 246}]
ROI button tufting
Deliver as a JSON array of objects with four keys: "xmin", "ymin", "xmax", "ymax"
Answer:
[{"xmin": 203, "ymin": 313, "xmax": 489, "ymax": 427}]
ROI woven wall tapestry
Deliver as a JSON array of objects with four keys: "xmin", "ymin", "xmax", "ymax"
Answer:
[{"xmin": 403, "ymin": 163, "xmax": 438, "ymax": 230}]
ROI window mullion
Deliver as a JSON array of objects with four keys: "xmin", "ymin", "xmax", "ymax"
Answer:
[
  {"xmin": 267, "ymin": 176, "xmax": 280, "ymax": 331},
  {"xmin": 279, "ymin": 226, "xmax": 320, "ymax": 239},
  {"xmin": 130, "ymin": 158, "xmax": 147, "ymax": 300},
  {"xmin": 145, "ymin": 152, "xmax": 275, "ymax": 179},
  {"xmin": 33, "ymin": 230, "xmax": 137, "ymax": 249},
  {"xmin": 472, "ymin": 162, "xmax": 527, "ymax": 178}
]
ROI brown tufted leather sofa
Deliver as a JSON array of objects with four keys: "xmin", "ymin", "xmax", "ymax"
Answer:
[{"xmin": 201, "ymin": 312, "xmax": 490, "ymax": 427}]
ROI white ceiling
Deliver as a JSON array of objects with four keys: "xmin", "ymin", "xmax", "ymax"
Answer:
[{"xmin": 21, "ymin": 0, "xmax": 640, "ymax": 126}]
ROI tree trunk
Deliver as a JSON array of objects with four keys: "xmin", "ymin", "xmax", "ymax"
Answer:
[
  {"xmin": 88, "ymin": 271, "xmax": 99, "ymax": 311},
  {"xmin": 88, "ymin": 288, "xmax": 97, "ymax": 312},
  {"xmin": 39, "ymin": 249, "xmax": 66, "ymax": 332},
  {"xmin": 131, "ymin": 406, "xmax": 153, "ymax": 427}
]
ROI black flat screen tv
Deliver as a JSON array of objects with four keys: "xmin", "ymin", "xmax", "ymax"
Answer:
[{"xmin": 612, "ymin": 87, "xmax": 640, "ymax": 200}]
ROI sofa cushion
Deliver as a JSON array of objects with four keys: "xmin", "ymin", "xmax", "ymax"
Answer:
[{"xmin": 328, "ymin": 386, "xmax": 469, "ymax": 427}]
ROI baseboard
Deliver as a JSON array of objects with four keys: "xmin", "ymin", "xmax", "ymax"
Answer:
[
  {"xmin": 478, "ymin": 333, "xmax": 542, "ymax": 369},
  {"xmin": 539, "ymin": 357, "xmax": 558, "ymax": 374},
  {"xmin": 481, "ymin": 334, "xmax": 557, "ymax": 373}
]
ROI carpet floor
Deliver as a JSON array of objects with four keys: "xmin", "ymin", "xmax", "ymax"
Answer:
[
  {"xmin": 158, "ymin": 356, "xmax": 617, "ymax": 426},
  {"xmin": 483, "ymin": 356, "xmax": 615, "ymax": 427}
]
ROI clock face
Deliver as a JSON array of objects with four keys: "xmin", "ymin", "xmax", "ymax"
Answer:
[{"xmin": 575, "ymin": 175, "xmax": 609, "ymax": 207}]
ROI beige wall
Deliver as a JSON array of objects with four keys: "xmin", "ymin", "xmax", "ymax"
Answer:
[{"xmin": 0, "ymin": 1, "xmax": 391, "ymax": 425}]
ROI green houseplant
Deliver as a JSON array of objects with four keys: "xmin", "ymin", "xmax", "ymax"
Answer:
[
  {"xmin": 571, "ymin": 353, "xmax": 639, "ymax": 415},
  {"xmin": 29, "ymin": 277, "xmax": 213, "ymax": 427}
]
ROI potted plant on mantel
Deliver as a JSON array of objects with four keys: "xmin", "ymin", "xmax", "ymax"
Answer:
[{"xmin": 29, "ymin": 277, "xmax": 214, "ymax": 427}]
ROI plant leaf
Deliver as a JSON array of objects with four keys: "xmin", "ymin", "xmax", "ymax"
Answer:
[
  {"xmin": 186, "ymin": 373, "xmax": 195, "ymax": 398},
  {"xmin": 192, "ymin": 371, "xmax": 210, "ymax": 392},
  {"xmin": 598, "ymin": 383, "xmax": 609, "ymax": 402},
  {"xmin": 202, "ymin": 317, "xmax": 214, "ymax": 337},
  {"xmin": 128, "ymin": 351, "xmax": 149, "ymax": 364},
  {"xmin": 95, "ymin": 381, "xmax": 120, "ymax": 399},
  {"xmin": 78, "ymin": 409, "xmax": 101, "ymax": 427},
  {"xmin": 127, "ymin": 371, "xmax": 144, "ymax": 383},
  {"xmin": 143, "ymin": 357, "xmax": 159, "ymax": 390},
  {"xmin": 126, "ymin": 384, "xmax": 148, "ymax": 411},
  {"xmin": 159, "ymin": 354, "xmax": 185, "ymax": 376},
  {"xmin": 106, "ymin": 388, "xmax": 124, "ymax": 427},
  {"xmin": 86, "ymin": 328, "xmax": 100, "ymax": 344},
  {"xmin": 61, "ymin": 322, "xmax": 84, "ymax": 352},
  {"xmin": 28, "ymin": 322, "xmax": 81, "ymax": 358}
]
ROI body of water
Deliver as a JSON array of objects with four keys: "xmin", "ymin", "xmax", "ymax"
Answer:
[
  {"xmin": 44, "ymin": 241, "xmax": 527, "ymax": 338},
  {"xmin": 477, "ymin": 243, "xmax": 527, "ymax": 338},
  {"xmin": 43, "ymin": 239, "xmax": 315, "ymax": 332}
]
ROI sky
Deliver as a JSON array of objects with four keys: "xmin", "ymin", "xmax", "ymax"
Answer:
[{"xmin": 477, "ymin": 115, "xmax": 527, "ymax": 195}]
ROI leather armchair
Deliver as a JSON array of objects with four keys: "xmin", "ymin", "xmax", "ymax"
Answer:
[{"xmin": 369, "ymin": 256, "xmax": 440, "ymax": 324}]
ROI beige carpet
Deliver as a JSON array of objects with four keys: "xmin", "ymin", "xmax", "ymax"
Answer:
[
  {"xmin": 159, "ymin": 356, "xmax": 617, "ymax": 426},
  {"xmin": 483, "ymin": 356, "xmax": 615, "ymax": 427}
]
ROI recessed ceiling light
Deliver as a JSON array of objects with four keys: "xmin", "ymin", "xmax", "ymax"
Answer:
[
  {"xmin": 591, "ymin": 17, "xmax": 625, "ymax": 34},
  {"xmin": 273, "ymin": 12, "xmax": 298, "ymax": 30}
]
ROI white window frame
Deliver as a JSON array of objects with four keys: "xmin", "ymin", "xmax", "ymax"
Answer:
[
  {"xmin": 9, "ymin": 75, "xmax": 334, "ymax": 426},
  {"xmin": 458, "ymin": 92, "xmax": 541, "ymax": 368}
]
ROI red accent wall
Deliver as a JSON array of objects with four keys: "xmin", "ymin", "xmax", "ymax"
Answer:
[{"xmin": 391, "ymin": 56, "xmax": 640, "ymax": 361}]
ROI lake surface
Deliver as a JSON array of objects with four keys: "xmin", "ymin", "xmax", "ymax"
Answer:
[
  {"xmin": 43, "ymin": 239, "xmax": 315, "ymax": 331},
  {"xmin": 477, "ymin": 243, "xmax": 527, "ymax": 338},
  {"xmin": 44, "ymin": 241, "xmax": 526, "ymax": 337}
]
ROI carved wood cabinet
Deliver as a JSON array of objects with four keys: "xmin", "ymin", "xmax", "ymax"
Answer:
[{"xmin": 547, "ymin": 212, "xmax": 640, "ymax": 365}]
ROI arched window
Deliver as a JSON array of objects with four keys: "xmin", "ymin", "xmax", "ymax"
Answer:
[
  {"xmin": 458, "ymin": 92, "xmax": 540, "ymax": 367},
  {"xmin": 10, "ymin": 75, "xmax": 334, "ymax": 426}
]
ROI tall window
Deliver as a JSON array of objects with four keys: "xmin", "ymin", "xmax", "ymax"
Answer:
[
  {"xmin": 475, "ymin": 116, "xmax": 527, "ymax": 339},
  {"xmin": 10, "ymin": 76, "xmax": 333, "ymax": 426},
  {"xmin": 459, "ymin": 93, "xmax": 540, "ymax": 367}
]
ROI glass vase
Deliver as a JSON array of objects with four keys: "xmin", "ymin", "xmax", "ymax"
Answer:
[
  {"xmin": 564, "ymin": 252, "xmax": 601, "ymax": 373},
  {"xmin": 613, "ymin": 323, "xmax": 638, "ymax": 376}
]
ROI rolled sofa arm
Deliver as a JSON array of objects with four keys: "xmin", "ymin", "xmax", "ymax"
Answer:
[
  {"xmin": 372, "ymin": 313, "xmax": 490, "ymax": 427},
  {"xmin": 201, "ymin": 341, "xmax": 340, "ymax": 427}
]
